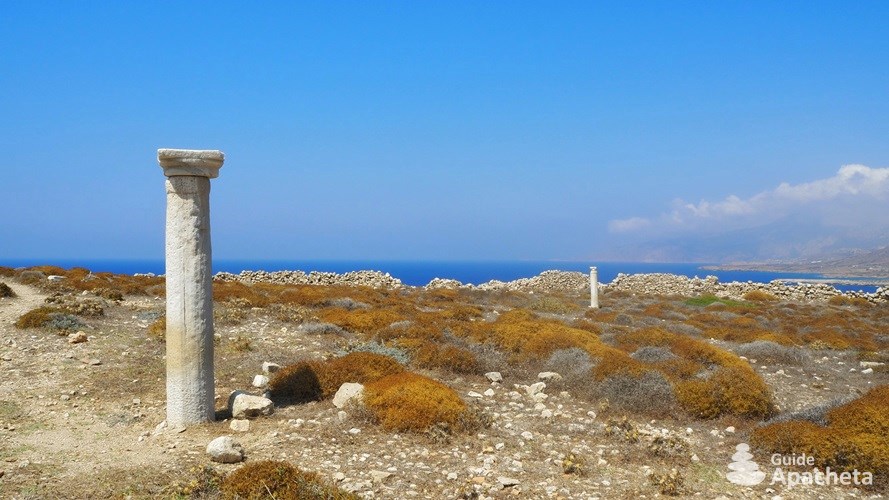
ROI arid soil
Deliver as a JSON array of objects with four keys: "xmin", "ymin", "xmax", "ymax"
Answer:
[{"xmin": 1, "ymin": 273, "xmax": 887, "ymax": 499}]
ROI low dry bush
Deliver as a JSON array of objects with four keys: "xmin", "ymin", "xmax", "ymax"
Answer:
[
  {"xmin": 15, "ymin": 306, "xmax": 64, "ymax": 329},
  {"xmin": 220, "ymin": 460, "xmax": 358, "ymax": 500},
  {"xmin": 529, "ymin": 295, "xmax": 582, "ymax": 315},
  {"xmin": 363, "ymin": 372, "xmax": 469, "ymax": 432},
  {"xmin": 212, "ymin": 281, "xmax": 270, "ymax": 307},
  {"xmin": 18, "ymin": 270, "xmax": 46, "ymax": 285},
  {"xmin": 325, "ymin": 297, "xmax": 370, "ymax": 310},
  {"xmin": 0, "ymin": 282, "xmax": 15, "ymax": 297},
  {"xmin": 543, "ymin": 347, "xmax": 596, "ymax": 379},
  {"xmin": 214, "ymin": 306, "xmax": 247, "ymax": 325},
  {"xmin": 766, "ymin": 395, "xmax": 856, "ymax": 427},
  {"xmin": 630, "ymin": 346, "xmax": 678, "ymax": 363},
  {"xmin": 268, "ymin": 303, "xmax": 311, "ymax": 324},
  {"xmin": 411, "ymin": 342, "xmax": 480, "ymax": 374},
  {"xmin": 346, "ymin": 341, "xmax": 411, "ymax": 365},
  {"xmin": 594, "ymin": 371, "xmax": 677, "ymax": 416},
  {"xmin": 147, "ymin": 316, "xmax": 165, "ymax": 341},
  {"xmin": 484, "ymin": 310, "xmax": 641, "ymax": 378},
  {"xmin": 319, "ymin": 308, "xmax": 404, "ymax": 334},
  {"xmin": 268, "ymin": 352, "xmax": 405, "ymax": 403},
  {"xmin": 297, "ymin": 321, "xmax": 348, "ymax": 336},
  {"xmin": 743, "ymin": 290, "xmax": 779, "ymax": 302},
  {"xmin": 732, "ymin": 340, "xmax": 810, "ymax": 365},
  {"xmin": 752, "ymin": 385, "xmax": 889, "ymax": 488},
  {"xmin": 92, "ymin": 287, "xmax": 123, "ymax": 302},
  {"xmin": 615, "ymin": 328, "xmax": 775, "ymax": 419}
]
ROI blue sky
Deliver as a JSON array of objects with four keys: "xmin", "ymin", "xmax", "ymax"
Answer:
[{"xmin": 2, "ymin": 1, "xmax": 888, "ymax": 262}]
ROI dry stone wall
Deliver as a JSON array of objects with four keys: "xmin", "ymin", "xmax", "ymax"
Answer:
[{"xmin": 212, "ymin": 269, "xmax": 888, "ymax": 304}]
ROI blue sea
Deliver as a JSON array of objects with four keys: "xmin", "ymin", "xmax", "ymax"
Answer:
[{"xmin": 1, "ymin": 259, "xmax": 880, "ymax": 293}]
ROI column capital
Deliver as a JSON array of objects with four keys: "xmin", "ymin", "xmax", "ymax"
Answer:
[{"xmin": 158, "ymin": 149, "xmax": 224, "ymax": 178}]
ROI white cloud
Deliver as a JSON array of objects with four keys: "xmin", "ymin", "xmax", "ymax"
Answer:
[
  {"xmin": 608, "ymin": 216, "xmax": 651, "ymax": 233},
  {"xmin": 611, "ymin": 164, "xmax": 889, "ymax": 233}
]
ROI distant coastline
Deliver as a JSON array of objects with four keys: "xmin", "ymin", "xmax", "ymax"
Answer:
[
  {"xmin": 1, "ymin": 259, "xmax": 883, "ymax": 293},
  {"xmin": 704, "ymin": 262, "xmax": 889, "ymax": 281}
]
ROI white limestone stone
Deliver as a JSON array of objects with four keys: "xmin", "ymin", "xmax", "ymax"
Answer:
[
  {"xmin": 333, "ymin": 383, "xmax": 365, "ymax": 409},
  {"xmin": 207, "ymin": 436, "xmax": 243, "ymax": 463},
  {"xmin": 230, "ymin": 392, "xmax": 274, "ymax": 419}
]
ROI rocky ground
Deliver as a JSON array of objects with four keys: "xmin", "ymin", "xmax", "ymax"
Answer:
[{"xmin": 0, "ymin": 273, "xmax": 887, "ymax": 499}]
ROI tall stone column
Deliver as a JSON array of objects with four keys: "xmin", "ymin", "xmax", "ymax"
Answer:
[
  {"xmin": 589, "ymin": 266, "xmax": 599, "ymax": 309},
  {"xmin": 158, "ymin": 149, "xmax": 224, "ymax": 426}
]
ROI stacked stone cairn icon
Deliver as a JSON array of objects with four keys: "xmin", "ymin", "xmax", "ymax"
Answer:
[{"xmin": 726, "ymin": 443, "xmax": 766, "ymax": 486}]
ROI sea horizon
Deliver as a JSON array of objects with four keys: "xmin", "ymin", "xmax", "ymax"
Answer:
[{"xmin": 1, "ymin": 258, "xmax": 881, "ymax": 293}]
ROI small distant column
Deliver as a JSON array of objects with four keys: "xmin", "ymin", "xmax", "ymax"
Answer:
[
  {"xmin": 158, "ymin": 148, "xmax": 225, "ymax": 426},
  {"xmin": 589, "ymin": 266, "xmax": 599, "ymax": 309}
]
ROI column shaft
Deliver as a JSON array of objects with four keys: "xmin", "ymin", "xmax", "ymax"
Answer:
[
  {"xmin": 590, "ymin": 267, "xmax": 600, "ymax": 309},
  {"xmin": 165, "ymin": 176, "xmax": 215, "ymax": 425}
]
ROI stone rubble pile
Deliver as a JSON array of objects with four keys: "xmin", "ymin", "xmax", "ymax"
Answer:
[
  {"xmin": 214, "ymin": 269, "xmax": 403, "ymax": 288},
  {"xmin": 608, "ymin": 273, "xmax": 888, "ymax": 304},
  {"xmin": 214, "ymin": 267, "xmax": 887, "ymax": 304}
]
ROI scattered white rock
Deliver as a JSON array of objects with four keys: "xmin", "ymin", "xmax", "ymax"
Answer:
[
  {"xmin": 206, "ymin": 436, "xmax": 243, "ymax": 463},
  {"xmin": 229, "ymin": 391, "xmax": 274, "ymax": 419},
  {"xmin": 370, "ymin": 470, "xmax": 392, "ymax": 483},
  {"xmin": 483, "ymin": 388, "xmax": 495, "ymax": 397},
  {"xmin": 262, "ymin": 361, "xmax": 281, "ymax": 374},
  {"xmin": 526, "ymin": 382, "xmax": 546, "ymax": 397},
  {"xmin": 862, "ymin": 368, "xmax": 874, "ymax": 374},
  {"xmin": 485, "ymin": 372, "xmax": 503, "ymax": 383},
  {"xmin": 47, "ymin": 275, "xmax": 66, "ymax": 282},
  {"xmin": 333, "ymin": 383, "xmax": 365, "ymax": 409},
  {"xmin": 520, "ymin": 431, "xmax": 533, "ymax": 440},
  {"xmin": 468, "ymin": 391, "xmax": 484, "ymax": 399},
  {"xmin": 498, "ymin": 476, "xmax": 520, "ymax": 487},
  {"xmin": 67, "ymin": 331, "xmax": 88, "ymax": 344},
  {"xmin": 725, "ymin": 426, "xmax": 735, "ymax": 434},
  {"xmin": 537, "ymin": 371, "xmax": 562, "ymax": 382},
  {"xmin": 252, "ymin": 374, "xmax": 269, "ymax": 388},
  {"xmin": 229, "ymin": 419, "xmax": 250, "ymax": 432}
]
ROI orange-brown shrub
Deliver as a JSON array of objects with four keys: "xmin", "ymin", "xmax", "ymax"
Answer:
[
  {"xmin": 220, "ymin": 460, "xmax": 358, "ymax": 500},
  {"xmin": 752, "ymin": 385, "xmax": 889, "ymax": 487},
  {"xmin": 412, "ymin": 342, "xmax": 480, "ymax": 374},
  {"xmin": 0, "ymin": 266, "xmax": 15, "ymax": 277},
  {"xmin": 268, "ymin": 352, "xmax": 405, "ymax": 403},
  {"xmin": 363, "ymin": 372, "xmax": 468, "ymax": 432},
  {"xmin": 320, "ymin": 308, "xmax": 404, "ymax": 334},
  {"xmin": 212, "ymin": 281, "xmax": 270, "ymax": 307},
  {"xmin": 14, "ymin": 306, "xmax": 63, "ymax": 329},
  {"xmin": 614, "ymin": 328, "xmax": 775, "ymax": 419},
  {"xmin": 743, "ymin": 290, "xmax": 779, "ymax": 302},
  {"xmin": 147, "ymin": 316, "xmax": 166, "ymax": 341},
  {"xmin": 0, "ymin": 282, "xmax": 15, "ymax": 298}
]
